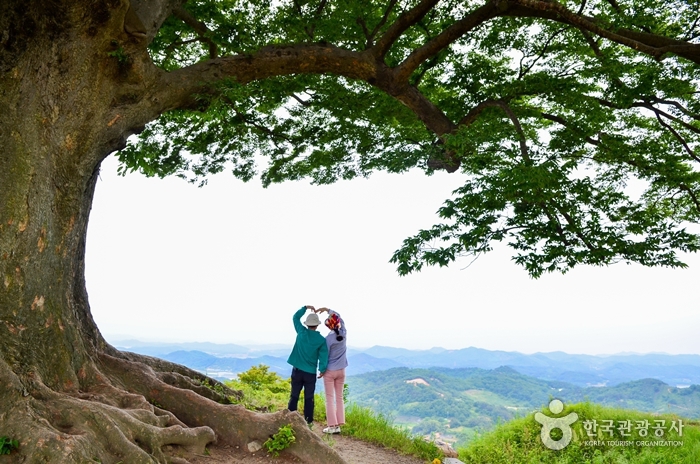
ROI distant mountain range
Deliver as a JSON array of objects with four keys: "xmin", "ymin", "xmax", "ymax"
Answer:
[
  {"xmin": 110, "ymin": 338, "xmax": 700, "ymax": 448},
  {"xmin": 110, "ymin": 339, "xmax": 700, "ymax": 387}
]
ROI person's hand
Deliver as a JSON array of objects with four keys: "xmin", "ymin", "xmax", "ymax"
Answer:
[
  {"xmin": 305, "ymin": 305, "xmax": 316, "ymax": 311},
  {"xmin": 318, "ymin": 372, "xmax": 325, "ymax": 379},
  {"xmin": 317, "ymin": 307, "xmax": 329, "ymax": 313}
]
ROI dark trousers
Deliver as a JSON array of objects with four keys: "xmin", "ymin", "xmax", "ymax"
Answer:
[{"xmin": 288, "ymin": 367, "xmax": 316, "ymax": 424}]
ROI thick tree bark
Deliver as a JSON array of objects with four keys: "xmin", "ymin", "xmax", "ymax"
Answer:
[{"xmin": 0, "ymin": 1, "xmax": 346, "ymax": 462}]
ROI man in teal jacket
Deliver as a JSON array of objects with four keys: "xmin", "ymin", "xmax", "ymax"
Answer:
[{"xmin": 287, "ymin": 305, "xmax": 328, "ymax": 425}]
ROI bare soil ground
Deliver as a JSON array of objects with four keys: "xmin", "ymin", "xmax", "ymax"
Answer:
[{"xmin": 186, "ymin": 421, "xmax": 427, "ymax": 464}]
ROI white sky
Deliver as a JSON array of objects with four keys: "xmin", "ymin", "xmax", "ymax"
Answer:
[{"xmin": 86, "ymin": 155, "xmax": 700, "ymax": 355}]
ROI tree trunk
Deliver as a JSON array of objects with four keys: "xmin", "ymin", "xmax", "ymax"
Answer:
[{"xmin": 0, "ymin": 2, "xmax": 345, "ymax": 462}]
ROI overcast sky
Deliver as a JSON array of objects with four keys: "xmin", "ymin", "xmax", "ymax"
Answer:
[{"xmin": 85, "ymin": 155, "xmax": 700, "ymax": 355}]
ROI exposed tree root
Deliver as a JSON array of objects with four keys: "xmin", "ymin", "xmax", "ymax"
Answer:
[
  {"xmin": 0, "ymin": 350, "xmax": 346, "ymax": 463},
  {"xmin": 117, "ymin": 350, "xmax": 243, "ymax": 404},
  {"xmin": 1, "ymin": 361, "xmax": 214, "ymax": 463},
  {"xmin": 100, "ymin": 352, "xmax": 347, "ymax": 464}
]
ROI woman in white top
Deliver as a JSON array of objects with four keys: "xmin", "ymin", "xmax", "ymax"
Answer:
[{"xmin": 316, "ymin": 307, "xmax": 347, "ymax": 434}]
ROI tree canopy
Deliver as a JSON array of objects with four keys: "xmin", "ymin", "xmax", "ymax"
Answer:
[{"xmin": 117, "ymin": 0, "xmax": 700, "ymax": 277}]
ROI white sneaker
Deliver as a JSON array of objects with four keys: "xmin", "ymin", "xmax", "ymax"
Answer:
[{"xmin": 323, "ymin": 426, "xmax": 341, "ymax": 434}]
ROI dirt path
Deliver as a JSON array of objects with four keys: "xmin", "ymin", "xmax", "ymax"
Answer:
[
  {"xmin": 186, "ymin": 421, "xmax": 428, "ymax": 464},
  {"xmin": 309, "ymin": 424, "xmax": 427, "ymax": 464}
]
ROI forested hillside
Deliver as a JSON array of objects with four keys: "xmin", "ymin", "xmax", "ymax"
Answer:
[{"xmin": 348, "ymin": 367, "xmax": 700, "ymax": 446}]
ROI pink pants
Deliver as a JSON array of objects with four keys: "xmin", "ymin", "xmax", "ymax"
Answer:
[{"xmin": 323, "ymin": 368, "xmax": 346, "ymax": 426}]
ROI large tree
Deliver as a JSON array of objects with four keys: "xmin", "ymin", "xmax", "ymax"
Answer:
[{"xmin": 1, "ymin": 0, "xmax": 699, "ymax": 462}]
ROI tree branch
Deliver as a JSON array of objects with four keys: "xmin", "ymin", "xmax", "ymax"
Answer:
[
  {"xmin": 457, "ymin": 100, "xmax": 503, "ymax": 127},
  {"xmin": 411, "ymin": 54, "xmax": 441, "ymax": 86},
  {"xmin": 219, "ymin": 96, "xmax": 295, "ymax": 145},
  {"xmin": 679, "ymin": 183, "xmax": 700, "ymax": 213},
  {"xmin": 172, "ymin": 5, "xmax": 218, "ymax": 59},
  {"xmin": 156, "ymin": 45, "xmax": 376, "ymax": 113},
  {"xmin": 577, "ymin": 28, "xmax": 626, "ymax": 88},
  {"xmin": 357, "ymin": 17, "xmax": 372, "ymax": 47},
  {"xmin": 498, "ymin": 101, "xmax": 531, "ymax": 162},
  {"xmin": 518, "ymin": 26, "xmax": 570, "ymax": 79},
  {"xmin": 682, "ymin": 12, "xmax": 700, "ymax": 41},
  {"xmin": 290, "ymin": 93, "xmax": 312, "ymax": 107},
  {"xmin": 368, "ymin": 0, "xmax": 400, "ymax": 47},
  {"xmin": 633, "ymin": 102, "xmax": 700, "ymax": 135},
  {"xmin": 541, "ymin": 113, "xmax": 601, "ymax": 146},
  {"xmin": 309, "ymin": 0, "xmax": 330, "ymax": 38},
  {"xmin": 576, "ymin": 0, "xmax": 587, "ymax": 15},
  {"xmin": 647, "ymin": 96, "xmax": 700, "ymax": 122},
  {"xmin": 390, "ymin": 83, "xmax": 460, "ymax": 148},
  {"xmin": 148, "ymin": 44, "xmax": 461, "ymax": 174},
  {"xmin": 595, "ymin": 98, "xmax": 700, "ymax": 135},
  {"xmin": 654, "ymin": 112, "xmax": 700, "ymax": 164},
  {"xmin": 372, "ymin": 0, "xmax": 441, "ymax": 58},
  {"xmin": 550, "ymin": 201, "xmax": 597, "ymax": 251},
  {"xmin": 540, "ymin": 202, "xmax": 574, "ymax": 247},
  {"xmin": 605, "ymin": 0, "xmax": 621, "ymax": 12},
  {"xmin": 162, "ymin": 38, "xmax": 200, "ymax": 64},
  {"xmin": 504, "ymin": 0, "xmax": 700, "ymax": 64},
  {"xmin": 456, "ymin": 99, "xmax": 530, "ymax": 161},
  {"xmin": 395, "ymin": 1, "xmax": 500, "ymax": 82},
  {"xmin": 130, "ymin": 0, "xmax": 186, "ymax": 44}
]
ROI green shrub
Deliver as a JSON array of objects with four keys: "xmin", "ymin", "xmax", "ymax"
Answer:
[
  {"xmin": 238, "ymin": 365, "xmax": 289, "ymax": 393},
  {"xmin": 263, "ymin": 424, "xmax": 295, "ymax": 457},
  {"xmin": 225, "ymin": 365, "xmax": 291, "ymax": 412}
]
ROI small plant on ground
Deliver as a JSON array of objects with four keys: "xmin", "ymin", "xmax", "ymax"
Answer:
[
  {"xmin": 149, "ymin": 399, "xmax": 163, "ymax": 409},
  {"xmin": 263, "ymin": 424, "xmax": 296, "ymax": 457},
  {"xmin": 322, "ymin": 432, "xmax": 336, "ymax": 447},
  {"xmin": 0, "ymin": 436, "xmax": 19, "ymax": 455}
]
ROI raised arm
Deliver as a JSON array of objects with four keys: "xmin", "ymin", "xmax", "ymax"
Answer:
[
  {"xmin": 293, "ymin": 305, "xmax": 315, "ymax": 333},
  {"xmin": 318, "ymin": 307, "xmax": 346, "ymax": 336}
]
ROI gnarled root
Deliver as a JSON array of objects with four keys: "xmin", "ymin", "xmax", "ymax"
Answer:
[
  {"xmin": 0, "ymin": 360, "xmax": 214, "ymax": 463},
  {"xmin": 118, "ymin": 350, "xmax": 243, "ymax": 404},
  {"xmin": 0, "ymin": 349, "xmax": 345, "ymax": 464},
  {"xmin": 100, "ymin": 352, "xmax": 347, "ymax": 464}
]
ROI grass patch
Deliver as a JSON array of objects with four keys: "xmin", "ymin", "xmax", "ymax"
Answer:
[
  {"xmin": 338, "ymin": 402, "xmax": 442, "ymax": 462},
  {"xmin": 458, "ymin": 401, "xmax": 700, "ymax": 464}
]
